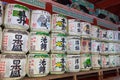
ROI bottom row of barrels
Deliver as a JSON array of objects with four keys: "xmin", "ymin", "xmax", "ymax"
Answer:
[{"xmin": 0, "ymin": 53, "xmax": 120, "ymax": 79}]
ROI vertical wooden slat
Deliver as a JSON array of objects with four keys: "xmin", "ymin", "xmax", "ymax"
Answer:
[{"xmin": 73, "ymin": 75, "xmax": 77, "ymax": 80}]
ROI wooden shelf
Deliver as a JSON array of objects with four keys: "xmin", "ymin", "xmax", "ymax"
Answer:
[
  {"xmin": 103, "ymin": 76, "xmax": 120, "ymax": 80},
  {"xmin": 23, "ymin": 67, "xmax": 120, "ymax": 80}
]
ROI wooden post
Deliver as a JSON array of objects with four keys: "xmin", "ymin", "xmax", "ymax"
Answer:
[
  {"xmin": 116, "ymin": 67, "xmax": 119, "ymax": 76},
  {"xmin": 98, "ymin": 70, "xmax": 103, "ymax": 80},
  {"xmin": 73, "ymin": 75, "xmax": 77, "ymax": 80}
]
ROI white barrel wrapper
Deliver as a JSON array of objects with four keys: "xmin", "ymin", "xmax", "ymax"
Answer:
[
  {"xmin": 52, "ymin": 14, "xmax": 67, "ymax": 33},
  {"xmin": 81, "ymin": 22, "xmax": 91, "ymax": 36},
  {"xmin": 50, "ymin": 54, "xmax": 66, "ymax": 74},
  {"xmin": 116, "ymin": 55, "xmax": 120, "ymax": 66},
  {"xmin": 51, "ymin": 33, "xmax": 67, "ymax": 53},
  {"xmin": 101, "ymin": 55, "xmax": 110, "ymax": 68},
  {"xmin": 67, "ymin": 36, "xmax": 80, "ymax": 54},
  {"xmin": 81, "ymin": 37, "xmax": 91, "ymax": 53},
  {"xmin": 109, "ymin": 55, "xmax": 116, "ymax": 67},
  {"xmin": 0, "ymin": 1, "xmax": 3, "ymax": 25},
  {"xmin": 107, "ymin": 30, "xmax": 114, "ymax": 41},
  {"xmin": 0, "ymin": 54, "xmax": 26, "ymax": 80},
  {"xmin": 108, "ymin": 43, "xmax": 115, "ymax": 54},
  {"xmin": 92, "ymin": 54, "xmax": 101, "ymax": 69},
  {"xmin": 0, "ymin": 27, "xmax": 2, "ymax": 50},
  {"xmin": 27, "ymin": 53, "xmax": 50, "ymax": 77},
  {"xmin": 91, "ymin": 25, "xmax": 100, "ymax": 39},
  {"xmin": 115, "ymin": 43, "xmax": 120, "ymax": 53},
  {"xmin": 31, "ymin": 10, "xmax": 51, "ymax": 32},
  {"xmin": 100, "ymin": 42, "xmax": 109, "ymax": 54},
  {"xmin": 118, "ymin": 31, "xmax": 120, "ymax": 41},
  {"xmin": 100, "ymin": 29, "xmax": 108, "ymax": 40},
  {"xmin": 4, "ymin": 4, "xmax": 30, "ymax": 30},
  {"xmin": 91, "ymin": 40, "xmax": 101, "ymax": 53},
  {"xmin": 68, "ymin": 19, "xmax": 81, "ymax": 36},
  {"xmin": 113, "ymin": 31, "xmax": 118, "ymax": 41},
  {"xmin": 30, "ymin": 32, "xmax": 50, "ymax": 53},
  {"xmin": 2, "ymin": 29, "xmax": 29, "ymax": 54},
  {"xmin": 80, "ymin": 54, "xmax": 92, "ymax": 71},
  {"xmin": 66, "ymin": 55, "xmax": 80, "ymax": 72}
]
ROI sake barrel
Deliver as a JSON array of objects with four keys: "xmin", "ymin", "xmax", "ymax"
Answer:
[
  {"xmin": 101, "ymin": 29, "xmax": 108, "ymax": 40},
  {"xmin": 118, "ymin": 43, "xmax": 120, "ymax": 53},
  {"xmin": 66, "ymin": 55, "xmax": 80, "ymax": 72},
  {"xmin": 109, "ymin": 55, "xmax": 116, "ymax": 67},
  {"xmin": 2, "ymin": 29, "xmax": 29, "ymax": 54},
  {"xmin": 114, "ymin": 55, "xmax": 118, "ymax": 67},
  {"xmin": 30, "ymin": 32, "xmax": 50, "ymax": 53},
  {"xmin": 100, "ymin": 42, "xmax": 105, "ymax": 54},
  {"xmin": 51, "ymin": 33, "xmax": 67, "ymax": 53},
  {"xmin": 27, "ymin": 53, "xmax": 50, "ymax": 77},
  {"xmin": 52, "ymin": 14, "xmax": 67, "ymax": 33},
  {"xmin": 100, "ymin": 42, "xmax": 109, "ymax": 54},
  {"xmin": 99, "ymin": 28, "xmax": 102, "ymax": 40},
  {"xmin": 92, "ymin": 54, "xmax": 101, "ymax": 69},
  {"xmin": 67, "ymin": 36, "xmax": 80, "ymax": 54},
  {"xmin": 0, "ymin": 27, "xmax": 2, "ymax": 50},
  {"xmin": 50, "ymin": 54, "xmax": 66, "ymax": 74},
  {"xmin": 80, "ymin": 54, "xmax": 92, "ymax": 71},
  {"xmin": 4, "ymin": 4, "xmax": 30, "ymax": 30},
  {"xmin": 81, "ymin": 22, "xmax": 91, "ymax": 36},
  {"xmin": 115, "ymin": 43, "xmax": 119, "ymax": 53},
  {"xmin": 113, "ymin": 31, "xmax": 118, "ymax": 41},
  {"xmin": 101, "ymin": 55, "xmax": 110, "ymax": 68},
  {"xmin": 30, "ymin": 10, "xmax": 51, "ymax": 32},
  {"xmin": 81, "ymin": 36, "xmax": 91, "ymax": 53},
  {"xmin": 104, "ymin": 42, "xmax": 109, "ymax": 54},
  {"xmin": 107, "ymin": 30, "xmax": 114, "ymax": 41},
  {"xmin": 68, "ymin": 19, "xmax": 81, "ymax": 36},
  {"xmin": 115, "ymin": 43, "xmax": 120, "ymax": 53},
  {"xmin": 91, "ymin": 40, "xmax": 100, "ymax": 53},
  {"xmin": 116, "ymin": 55, "xmax": 120, "ymax": 66},
  {"xmin": 117, "ymin": 31, "xmax": 120, "ymax": 41},
  {"xmin": 91, "ymin": 25, "xmax": 100, "ymax": 39},
  {"xmin": 0, "ymin": 1, "xmax": 3, "ymax": 25},
  {"xmin": 0, "ymin": 54, "xmax": 26, "ymax": 80},
  {"xmin": 108, "ymin": 43, "xmax": 115, "ymax": 54}
]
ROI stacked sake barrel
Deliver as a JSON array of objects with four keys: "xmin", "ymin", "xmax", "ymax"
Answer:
[
  {"xmin": 0, "ymin": 1, "xmax": 3, "ymax": 50},
  {"xmin": 91, "ymin": 25, "xmax": 101, "ymax": 69},
  {"xmin": 50, "ymin": 14, "xmax": 67, "ymax": 74},
  {"xmin": 100, "ymin": 29, "xmax": 120, "ymax": 68},
  {"xmin": 0, "ymin": 4, "xmax": 29, "ymax": 80},
  {"xmin": 90, "ymin": 25, "xmax": 120, "ymax": 69},
  {"xmin": 110, "ymin": 31, "xmax": 120, "ymax": 67},
  {"xmin": 0, "ymin": 2, "xmax": 4, "ymax": 79},
  {"xmin": 28, "ymin": 10, "xmax": 51, "ymax": 77},
  {"xmin": 80, "ymin": 22, "xmax": 92, "ymax": 71},
  {"xmin": 67, "ymin": 19, "xmax": 81, "ymax": 72}
]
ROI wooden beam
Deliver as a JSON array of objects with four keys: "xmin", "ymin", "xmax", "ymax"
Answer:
[
  {"xmin": 117, "ymin": 12, "xmax": 120, "ymax": 17},
  {"xmin": 87, "ymin": 0, "xmax": 98, "ymax": 3},
  {"xmin": 106, "ymin": 7, "xmax": 119, "ymax": 14},
  {"xmin": 95, "ymin": 0, "xmax": 120, "ymax": 9},
  {"xmin": 105, "ymin": 5, "xmax": 120, "ymax": 17}
]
